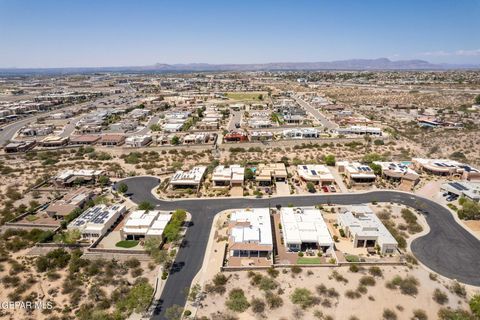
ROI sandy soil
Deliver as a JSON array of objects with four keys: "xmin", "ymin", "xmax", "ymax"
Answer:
[{"xmin": 197, "ymin": 265, "xmax": 475, "ymax": 320}]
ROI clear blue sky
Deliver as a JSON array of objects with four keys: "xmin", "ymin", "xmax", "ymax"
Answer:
[{"xmin": 1, "ymin": 0, "xmax": 479, "ymax": 68}]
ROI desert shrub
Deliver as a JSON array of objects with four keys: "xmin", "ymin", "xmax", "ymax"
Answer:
[
  {"xmin": 383, "ymin": 308, "xmax": 397, "ymax": 320},
  {"xmin": 359, "ymin": 275, "xmax": 376, "ymax": 286},
  {"xmin": 449, "ymin": 281, "xmax": 467, "ymax": 298},
  {"xmin": 349, "ymin": 264, "xmax": 359, "ymax": 273},
  {"xmin": 326, "ymin": 287, "xmax": 339, "ymax": 298},
  {"xmin": 437, "ymin": 308, "xmax": 474, "ymax": 320},
  {"xmin": 36, "ymin": 248, "xmax": 71, "ymax": 272},
  {"xmin": 164, "ymin": 304, "xmax": 184, "ymax": 320},
  {"xmin": 267, "ymin": 267, "xmax": 279, "ymax": 278},
  {"xmin": 357, "ymin": 285, "xmax": 368, "ymax": 294},
  {"xmin": 124, "ymin": 258, "xmax": 140, "ymax": 269},
  {"xmin": 290, "ymin": 288, "xmax": 317, "ymax": 309},
  {"xmin": 213, "ymin": 273, "xmax": 228, "ymax": 286},
  {"xmin": 258, "ymin": 276, "xmax": 278, "ymax": 291},
  {"xmin": 321, "ymin": 298, "xmax": 332, "ymax": 308},
  {"xmin": 225, "ymin": 288, "xmax": 250, "ymax": 312},
  {"xmin": 405, "ymin": 253, "xmax": 418, "ymax": 265},
  {"xmin": 316, "ymin": 284, "xmax": 327, "ymax": 295},
  {"xmin": 386, "ymin": 276, "xmax": 419, "ymax": 296},
  {"xmin": 264, "ymin": 291, "xmax": 283, "ymax": 309},
  {"xmin": 291, "ymin": 266, "xmax": 302, "ymax": 274},
  {"xmin": 345, "ymin": 290, "xmax": 361, "ymax": 299},
  {"xmin": 433, "ymin": 288, "xmax": 449, "ymax": 305},
  {"xmin": 331, "ymin": 270, "xmax": 348, "ymax": 284},
  {"xmin": 470, "ymin": 294, "xmax": 480, "ymax": 318},
  {"xmin": 369, "ymin": 266, "xmax": 383, "ymax": 277},
  {"xmin": 412, "ymin": 309, "xmax": 428, "ymax": 320},
  {"xmin": 250, "ymin": 297, "xmax": 265, "ymax": 314},
  {"xmin": 131, "ymin": 268, "xmax": 143, "ymax": 278}
]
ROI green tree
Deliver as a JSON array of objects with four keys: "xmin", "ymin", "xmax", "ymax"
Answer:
[
  {"xmin": 458, "ymin": 199, "xmax": 480, "ymax": 220},
  {"xmin": 98, "ymin": 175, "xmax": 110, "ymax": 186},
  {"xmin": 323, "ymin": 155, "xmax": 336, "ymax": 166},
  {"xmin": 117, "ymin": 183, "xmax": 128, "ymax": 194},
  {"xmin": 245, "ymin": 168, "xmax": 255, "ymax": 180},
  {"xmin": 475, "ymin": 94, "xmax": 480, "ymax": 104},
  {"xmin": 470, "ymin": 294, "xmax": 480, "ymax": 318},
  {"xmin": 165, "ymin": 305, "xmax": 184, "ymax": 320},
  {"xmin": 369, "ymin": 163, "xmax": 382, "ymax": 176},
  {"xmin": 226, "ymin": 288, "xmax": 250, "ymax": 312},
  {"xmin": 290, "ymin": 288, "xmax": 317, "ymax": 309},
  {"xmin": 306, "ymin": 182, "xmax": 316, "ymax": 193},
  {"xmin": 116, "ymin": 281, "xmax": 154, "ymax": 313},
  {"xmin": 171, "ymin": 136, "xmax": 180, "ymax": 145},
  {"xmin": 150, "ymin": 124, "xmax": 162, "ymax": 132},
  {"xmin": 138, "ymin": 201, "xmax": 155, "ymax": 211}
]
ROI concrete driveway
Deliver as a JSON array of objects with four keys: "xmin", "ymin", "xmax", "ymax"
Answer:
[{"xmin": 115, "ymin": 176, "xmax": 480, "ymax": 320}]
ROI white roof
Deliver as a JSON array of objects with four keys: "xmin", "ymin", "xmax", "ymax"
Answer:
[
  {"xmin": 170, "ymin": 166, "xmax": 207, "ymax": 185},
  {"xmin": 373, "ymin": 161, "xmax": 417, "ymax": 175},
  {"xmin": 230, "ymin": 208, "xmax": 272, "ymax": 246},
  {"xmin": 146, "ymin": 214, "xmax": 172, "ymax": 236},
  {"xmin": 56, "ymin": 169, "xmax": 103, "ymax": 180},
  {"xmin": 163, "ymin": 123, "xmax": 184, "ymax": 131},
  {"xmin": 338, "ymin": 126, "xmax": 382, "ymax": 133},
  {"xmin": 297, "ymin": 164, "xmax": 334, "ymax": 182},
  {"xmin": 341, "ymin": 161, "xmax": 377, "ymax": 178},
  {"xmin": 280, "ymin": 207, "xmax": 333, "ymax": 246},
  {"xmin": 338, "ymin": 205, "xmax": 397, "ymax": 246},
  {"xmin": 68, "ymin": 204, "xmax": 125, "ymax": 232},
  {"xmin": 413, "ymin": 158, "xmax": 479, "ymax": 173},
  {"xmin": 212, "ymin": 165, "xmax": 244, "ymax": 182},
  {"xmin": 123, "ymin": 210, "xmax": 172, "ymax": 236},
  {"xmin": 126, "ymin": 135, "xmax": 151, "ymax": 143}
]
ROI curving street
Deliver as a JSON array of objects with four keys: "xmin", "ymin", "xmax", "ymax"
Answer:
[{"xmin": 115, "ymin": 176, "xmax": 480, "ymax": 320}]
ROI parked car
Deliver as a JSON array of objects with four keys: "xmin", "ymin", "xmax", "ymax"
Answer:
[{"xmin": 329, "ymin": 186, "xmax": 337, "ymax": 192}]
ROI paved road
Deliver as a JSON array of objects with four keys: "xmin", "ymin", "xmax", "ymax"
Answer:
[
  {"xmin": 115, "ymin": 177, "xmax": 480, "ymax": 320},
  {"xmin": 294, "ymin": 96, "xmax": 338, "ymax": 130},
  {"xmin": 227, "ymin": 110, "xmax": 242, "ymax": 131}
]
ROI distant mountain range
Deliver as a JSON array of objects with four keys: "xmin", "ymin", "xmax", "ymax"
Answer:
[{"xmin": 1, "ymin": 58, "xmax": 479, "ymax": 75}]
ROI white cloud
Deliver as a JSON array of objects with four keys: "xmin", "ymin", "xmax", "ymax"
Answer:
[{"xmin": 420, "ymin": 49, "xmax": 480, "ymax": 57}]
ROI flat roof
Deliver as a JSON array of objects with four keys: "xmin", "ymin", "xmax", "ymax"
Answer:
[
  {"xmin": 297, "ymin": 164, "xmax": 334, "ymax": 182},
  {"xmin": 280, "ymin": 207, "xmax": 333, "ymax": 246},
  {"xmin": 338, "ymin": 205, "xmax": 397, "ymax": 246},
  {"xmin": 229, "ymin": 208, "xmax": 273, "ymax": 247},
  {"xmin": 170, "ymin": 166, "xmax": 207, "ymax": 185}
]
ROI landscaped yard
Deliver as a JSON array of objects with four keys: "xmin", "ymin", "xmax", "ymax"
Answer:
[
  {"xmin": 26, "ymin": 215, "xmax": 39, "ymax": 222},
  {"xmin": 115, "ymin": 240, "xmax": 139, "ymax": 248},
  {"xmin": 297, "ymin": 257, "xmax": 322, "ymax": 264}
]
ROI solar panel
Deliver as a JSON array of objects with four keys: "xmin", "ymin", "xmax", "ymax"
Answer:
[{"xmin": 311, "ymin": 170, "xmax": 317, "ymax": 176}]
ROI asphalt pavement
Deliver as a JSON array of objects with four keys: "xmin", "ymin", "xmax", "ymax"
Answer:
[
  {"xmin": 115, "ymin": 176, "xmax": 480, "ymax": 320},
  {"xmin": 294, "ymin": 96, "xmax": 338, "ymax": 130}
]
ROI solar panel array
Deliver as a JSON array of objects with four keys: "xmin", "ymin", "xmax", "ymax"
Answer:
[
  {"xmin": 358, "ymin": 166, "xmax": 372, "ymax": 172},
  {"xmin": 449, "ymin": 182, "xmax": 469, "ymax": 191}
]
